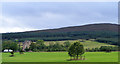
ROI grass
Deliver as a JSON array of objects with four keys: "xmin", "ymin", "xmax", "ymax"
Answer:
[
  {"xmin": 45, "ymin": 39, "xmax": 116, "ymax": 49},
  {"xmin": 0, "ymin": 53, "xmax": 2, "ymax": 63},
  {"xmin": 2, "ymin": 52, "xmax": 118, "ymax": 62}
]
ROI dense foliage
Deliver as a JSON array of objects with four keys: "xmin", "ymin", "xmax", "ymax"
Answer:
[
  {"xmin": 96, "ymin": 38, "xmax": 119, "ymax": 45},
  {"xmin": 2, "ymin": 40, "xmax": 118, "ymax": 52},
  {"xmin": 2, "ymin": 40, "xmax": 18, "ymax": 51},
  {"xmin": 86, "ymin": 46, "xmax": 118, "ymax": 52},
  {"xmin": 68, "ymin": 41, "xmax": 85, "ymax": 60}
]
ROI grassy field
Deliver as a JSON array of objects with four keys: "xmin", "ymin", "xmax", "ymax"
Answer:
[
  {"xmin": 2, "ymin": 52, "xmax": 118, "ymax": 62},
  {"xmin": 45, "ymin": 39, "xmax": 116, "ymax": 49}
]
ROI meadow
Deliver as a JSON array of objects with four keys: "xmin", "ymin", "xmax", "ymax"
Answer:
[
  {"xmin": 45, "ymin": 39, "xmax": 116, "ymax": 49},
  {"xmin": 2, "ymin": 52, "xmax": 118, "ymax": 62}
]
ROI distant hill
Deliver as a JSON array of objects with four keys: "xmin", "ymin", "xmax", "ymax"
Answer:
[
  {"xmin": 25, "ymin": 23, "xmax": 119, "ymax": 32},
  {"xmin": 2, "ymin": 23, "xmax": 119, "ymax": 46}
]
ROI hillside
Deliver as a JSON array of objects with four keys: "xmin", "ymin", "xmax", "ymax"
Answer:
[
  {"xmin": 2, "ymin": 23, "xmax": 119, "ymax": 46},
  {"xmin": 21, "ymin": 23, "xmax": 118, "ymax": 32}
]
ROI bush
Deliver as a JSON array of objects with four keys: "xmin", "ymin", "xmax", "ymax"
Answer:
[
  {"xmin": 25, "ymin": 47, "xmax": 30, "ymax": 52},
  {"xmin": 19, "ymin": 49, "xmax": 24, "ymax": 54}
]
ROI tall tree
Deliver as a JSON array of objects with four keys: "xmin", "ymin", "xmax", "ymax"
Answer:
[{"xmin": 68, "ymin": 41, "xmax": 85, "ymax": 60}]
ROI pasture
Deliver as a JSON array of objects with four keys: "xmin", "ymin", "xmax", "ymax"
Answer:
[
  {"xmin": 45, "ymin": 39, "xmax": 116, "ymax": 49},
  {"xmin": 2, "ymin": 52, "xmax": 118, "ymax": 62}
]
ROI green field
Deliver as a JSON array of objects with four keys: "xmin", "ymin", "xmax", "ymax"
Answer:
[
  {"xmin": 45, "ymin": 39, "xmax": 116, "ymax": 49},
  {"xmin": 2, "ymin": 52, "xmax": 118, "ymax": 62}
]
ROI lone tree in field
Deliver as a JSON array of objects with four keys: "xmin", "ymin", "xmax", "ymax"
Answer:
[{"xmin": 68, "ymin": 41, "xmax": 85, "ymax": 60}]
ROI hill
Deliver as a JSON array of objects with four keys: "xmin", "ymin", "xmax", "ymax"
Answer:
[
  {"xmin": 2, "ymin": 23, "xmax": 119, "ymax": 46},
  {"xmin": 31, "ymin": 23, "xmax": 118, "ymax": 32}
]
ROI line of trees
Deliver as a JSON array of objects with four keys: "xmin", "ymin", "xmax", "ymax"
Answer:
[
  {"xmin": 28, "ymin": 40, "xmax": 71, "ymax": 52},
  {"xmin": 2, "ymin": 40, "xmax": 71, "ymax": 52},
  {"xmin": 86, "ymin": 46, "xmax": 118, "ymax": 52},
  {"xmin": 95, "ymin": 38, "xmax": 119, "ymax": 45},
  {"xmin": 2, "ymin": 40, "xmax": 119, "ymax": 52}
]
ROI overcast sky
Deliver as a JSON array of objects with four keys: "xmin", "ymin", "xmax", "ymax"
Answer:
[{"xmin": 1, "ymin": 2, "xmax": 118, "ymax": 33}]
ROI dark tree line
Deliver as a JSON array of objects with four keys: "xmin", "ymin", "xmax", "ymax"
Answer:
[
  {"xmin": 86, "ymin": 46, "xmax": 118, "ymax": 52},
  {"xmin": 95, "ymin": 38, "xmax": 119, "ymax": 46}
]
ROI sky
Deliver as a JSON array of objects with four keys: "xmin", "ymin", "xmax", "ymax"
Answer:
[{"xmin": 0, "ymin": 2, "xmax": 118, "ymax": 33}]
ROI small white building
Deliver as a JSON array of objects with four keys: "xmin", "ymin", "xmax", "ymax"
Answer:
[{"xmin": 3, "ymin": 49, "xmax": 13, "ymax": 52}]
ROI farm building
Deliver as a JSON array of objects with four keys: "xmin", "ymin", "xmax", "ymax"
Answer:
[{"xmin": 18, "ymin": 40, "xmax": 32, "ymax": 51}]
